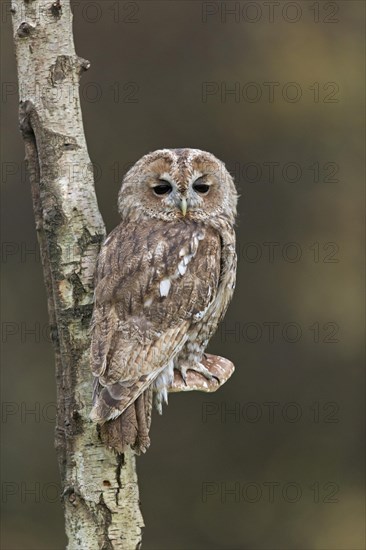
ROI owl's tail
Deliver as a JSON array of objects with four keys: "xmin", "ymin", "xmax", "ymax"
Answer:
[{"xmin": 96, "ymin": 387, "xmax": 153, "ymax": 454}]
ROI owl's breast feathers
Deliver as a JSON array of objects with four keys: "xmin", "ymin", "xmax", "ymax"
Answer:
[{"xmin": 90, "ymin": 218, "xmax": 236, "ymax": 452}]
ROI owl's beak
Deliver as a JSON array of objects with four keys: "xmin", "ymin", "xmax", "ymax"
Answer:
[{"xmin": 179, "ymin": 198, "xmax": 188, "ymax": 217}]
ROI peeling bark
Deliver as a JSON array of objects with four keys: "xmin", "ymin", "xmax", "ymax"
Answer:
[{"xmin": 11, "ymin": 1, "xmax": 144, "ymax": 548}]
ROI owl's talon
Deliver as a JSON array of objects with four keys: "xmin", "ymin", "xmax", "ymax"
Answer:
[
  {"xmin": 176, "ymin": 362, "xmax": 220, "ymax": 383},
  {"xmin": 196, "ymin": 362, "xmax": 215, "ymax": 380},
  {"xmin": 184, "ymin": 362, "xmax": 220, "ymax": 383},
  {"xmin": 177, "ymin": 365, "xmax": 188, "ymax": 385}
]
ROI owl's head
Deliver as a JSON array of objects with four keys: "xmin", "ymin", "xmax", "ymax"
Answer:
[{"xmin": 118, "ymin": 149, "xmax": 237, "ymax": 225}]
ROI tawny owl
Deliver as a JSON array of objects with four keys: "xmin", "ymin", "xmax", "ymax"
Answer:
[{"xmin": 90, "ymin": 148, "xmax": 237, "ymax": 453}]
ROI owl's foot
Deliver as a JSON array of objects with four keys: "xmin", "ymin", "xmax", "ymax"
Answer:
[
  {"xmin": 177, "ymin": 365, "xmax": 188, "ymax": 385},
  {"xmin": 193, "ymin": 362, "xmax": 220, "ymax": 383},
  {"xmin": 177, "ymin": 362, "xmax": 220, "ymax": 385},
  {"xmin": 171, "ymin": 354, "xmax": 235, "ymax": 393}
]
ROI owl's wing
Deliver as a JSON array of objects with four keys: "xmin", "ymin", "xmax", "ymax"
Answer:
[{"xmin": 90, "ymin": 220, "xmax": 221, "ymax": 422}]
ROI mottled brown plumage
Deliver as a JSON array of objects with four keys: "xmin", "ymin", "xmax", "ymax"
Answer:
[{"xmin": 90, "ymin": 148, "xmax": 238, "ymax": 453}]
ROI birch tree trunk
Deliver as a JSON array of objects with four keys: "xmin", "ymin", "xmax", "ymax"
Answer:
[{"xmin": 11, "ymin": 1, "xmax": 144, "ymax": 548}]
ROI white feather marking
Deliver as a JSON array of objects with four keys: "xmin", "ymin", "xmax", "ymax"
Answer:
[
  {"xmin": 109, "ymin": 409, "xmax": 123, "ymax": 420},
  {"xmin": 159, "ymin": 278, "xmax": 171, "ymax": 297},
  {"xmin": 175, "ymin": 231, "xmax": 205, "ymax": 279},
  {"xmin": 178, "ymin": 261, "xmax": 187, "ymax": 276},
  {"xmin": 194, "ymin": 311, "xmax": 204, "ymax": 321},
  {"xmin": 144, "ymin": 297, "xmax": 153, "ymax": 307},
  {"xmin": 154, "ymin": 241, "xmax": 165, "ymax": 258},
  {"xmin": 193, "ymin": 302, "xmax": 210, "ymax": 321},
  {"xmin": 183, "ymin": 254, "xmax": 192, "ymax": 266}
]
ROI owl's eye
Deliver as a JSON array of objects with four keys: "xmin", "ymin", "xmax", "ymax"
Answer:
[
  {"xmin": 153, "ymin": 181, "xmax": 172, "ymax": 195},
  {"xmin": 193, "ymin": 178, "xmax": 210, "ymax": 194}
]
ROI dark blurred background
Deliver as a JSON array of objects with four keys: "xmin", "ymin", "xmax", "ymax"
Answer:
[{"xmin": 1, "ymin": 1, "xmax": 365, "ymax": 549}]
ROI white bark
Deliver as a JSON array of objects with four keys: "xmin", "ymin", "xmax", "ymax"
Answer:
[{"xmin": 11, "ymin": 1, "xmax": 144, "ymax": 548}]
